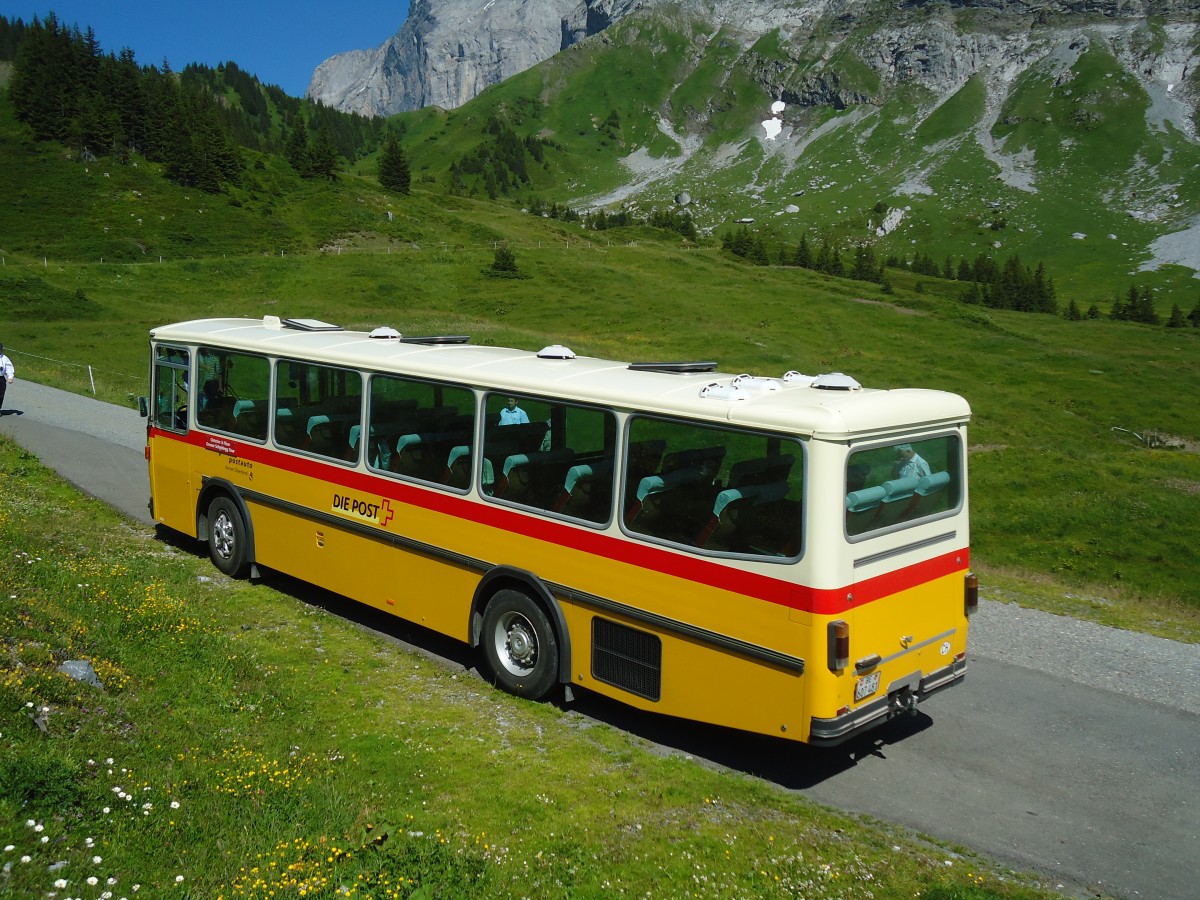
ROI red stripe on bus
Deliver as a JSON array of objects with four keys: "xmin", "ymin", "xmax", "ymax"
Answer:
[{"xmin": 152, "ymin": 429, "xmax": 968, "ymax": 614}]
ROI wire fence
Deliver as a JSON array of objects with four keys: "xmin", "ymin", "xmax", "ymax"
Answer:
[
  {"xmin": 0, "ymin": 237, "xmax": 700, "ymax": 402},
  {"xmin": 0, "ymin": 236, "xmax": 697, "ymax": 269},
  {"xmin": 3, "ymin": 346, "xmax": 145, "ymax": 403}
]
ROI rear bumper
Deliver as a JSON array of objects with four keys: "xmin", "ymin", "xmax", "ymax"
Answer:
[{"xmin": 807, "ymin": 657, "xmax": 967, "ymax": 748}]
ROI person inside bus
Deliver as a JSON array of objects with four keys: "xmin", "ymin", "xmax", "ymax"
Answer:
[
  {"xmin": 498, "ymin": 397, "xmax": 529, "ymax": 426},
  {"xmin": 198, "ymin": 349, "xmax": 225, "ymax": 411},
  {"xmin": 893, "ymin": 443, "xmax": 931, "ymax": 480}
]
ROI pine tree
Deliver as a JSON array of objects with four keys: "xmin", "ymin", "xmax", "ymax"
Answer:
[
  {"xmin": 158, "ymin": 81, "xmax": 241, "ymax": 192},
  {"xmin": 749, "ymin": 236, "xmax": 770, "ymax": 266},
  {"xmin": 308, "ymin": 127, "xmax": 339, "ymax": 180},
  {"xmin": 1166, "ymin": 304, "xmax": 1186, "ymax": 328},
  {"xmin": 1111, "ymin": 286, "xmax": 1136, "ymax": 321},
  {"xmin": 1033, "ymin": 262, "xmax": 1057, "ymax": 314},
  {"xmin": 10, "ymin": 13, "xmax": 75, "ymax": 142},
  {"xmin": 1064, "ymin": 298, "xmax": 1082, "ymax": 321},
  {"xmin": 284, "ymin": 117, "xmax": 311, "ymax": 175},
  {"xmin": 1134, "ymin": 285, "xmax": 1159, "ymax": 325},
  {"xmin": 1189, "ymin": 299, "xmax": 1200, "ymax": 328},
  {"xmin": 816, "ymin": 240, "xmax": 832, "ymax": 273},
  {"xmin": 485, "ymin": 243, "xmax": 528, "ymax": 279},
  {"xmin": 828, "ymin": 247, "xmax": 844, "ymax": 277},
  {"xmin": 1086, "ymin": 303, "xmax": 1101, "ymax": 320},
  {"xmin": 852, "ymin": 244, "xmax": 879, "ymax": 282},
  {"xmin": 795, "ymin": 235, "xmax": 812, "ymax": 269},
  {"xmin": 378, "ymin": 134, "xmax": 411, "ymax": 194}
]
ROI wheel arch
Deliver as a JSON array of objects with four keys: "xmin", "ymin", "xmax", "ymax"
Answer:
[
  {"xmin": 470, "ymin": 566, "xmax": 573, "ymax": 686},
  {"xmin": 196, "ymin": 478, "xmax": 259, "ymax": 575}
]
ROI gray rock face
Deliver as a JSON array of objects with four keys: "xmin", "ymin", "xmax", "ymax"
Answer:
[
  {"xmin": 306, "ymin": 0, "xmax": 1200, "ymax": 118},
  {"xmin": 307, "ymin": 0, "xmax": 645, "ymax": 116},
  {"xmin": 58, "ymin": 659, "xmax": 104, "ymax": 688}
]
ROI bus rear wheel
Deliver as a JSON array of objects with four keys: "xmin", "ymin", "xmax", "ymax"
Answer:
[
  {"xmin": 481, "ymin": 589, "xmax": 558, "ymax": 701},
  {"xmin": 207, "ymin": 496, "xmax": 249, "ymax": 579}
]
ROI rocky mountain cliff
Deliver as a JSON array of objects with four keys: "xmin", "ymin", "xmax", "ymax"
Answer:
[
  {"xmin": 308, "ymin": 0, "xmax": 1199, "ymax": 123},
  {"xmin": 306, "ymin": 0, "xmax": 645, "ymax": 116},
  {"xmin": 309, "ymin": 0, "xmax": 1199, "ymax": 286}
]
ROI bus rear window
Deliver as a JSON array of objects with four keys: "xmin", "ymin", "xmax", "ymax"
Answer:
[{"xmin": 845, "ymin": 435, "xmax": 962, "ymax": 537}]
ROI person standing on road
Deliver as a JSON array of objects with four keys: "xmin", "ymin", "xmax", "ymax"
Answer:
[{"xmin": 0, "ymin": 344, "xmax": 14, "ymax": 413}]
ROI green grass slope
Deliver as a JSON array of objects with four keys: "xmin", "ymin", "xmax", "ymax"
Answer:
[
  {"xmin": 391, "ymin": 8, "xmax": 1200, "ymax": 314},
  {"xmin": 0, "ymin": 440, "xmax": 1065, "ymax": 899}
]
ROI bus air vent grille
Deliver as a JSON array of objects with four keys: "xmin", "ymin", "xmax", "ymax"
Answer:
[
  {"xmin": 282, "ymin": 318, "xmax": 343, "ymax": 332},
  {"xmin": 591, "ymin": 617, "xmax": 662, "ymax": 702},
  {"xmin": 628, "ymin": 361, "xmax": 717, "ymax": 374},
  {"xmin": 399, "ymin": 335, "xmax": 470, "ymax": 345}
]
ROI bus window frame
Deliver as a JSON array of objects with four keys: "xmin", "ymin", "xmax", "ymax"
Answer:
[
  {"xmin": 619, "ymin": 414, "xmax": 807, "ymax": 565},
  {"xmin": 843, "ymin": 429, "xmax": 965, "ymax": 543},
  {"xmin": 152, "ymin": 344, "xmax": 191, "ymax": 434},
  {"xmin": 361, "ymin": 371, "xmax": 478, "ymax": 496},
  {"xmin": 192, "ymin": 348, "xmax": 272, "ymax": 444},
  {"xmin": 480, "ymin": 390, "xmax": 618, "ymax": 526},
  {"xmin": 271, "ymin": 357, "xmax": 365, "ymax": 467}
]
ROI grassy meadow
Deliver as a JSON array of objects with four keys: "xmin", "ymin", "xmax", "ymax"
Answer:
[
  {"xmin": 1, "ymin": 436, "xmax": 1059, "ymax": 899},
  {"xmin": 3, "ymin": 198, "xmax": 1199, "ymax": 637}
]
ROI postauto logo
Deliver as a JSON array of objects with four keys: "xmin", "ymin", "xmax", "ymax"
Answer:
[{"xmin": 331, "ymin": 491, "xmax": 395, "ymax": 527}]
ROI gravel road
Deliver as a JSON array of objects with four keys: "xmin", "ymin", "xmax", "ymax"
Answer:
[{"xmin": 2, "ymin": 378, "xmax": 1197, "ymax": 717}]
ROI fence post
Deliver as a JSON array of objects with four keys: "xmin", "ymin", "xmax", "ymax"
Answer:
[{"xmin": 88, "ymin": 366, "xmax": 96, "ymax": 395}]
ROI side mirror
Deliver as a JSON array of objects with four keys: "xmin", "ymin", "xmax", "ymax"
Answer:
[{"xmin": 138, "ymin": 396, "xmax": 149, "ymax": 417}]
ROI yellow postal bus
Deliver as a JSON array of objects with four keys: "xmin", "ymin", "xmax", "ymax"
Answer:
[{"xmin": 145, "ymin": 316, "xmax": 976, "ymax": 746}]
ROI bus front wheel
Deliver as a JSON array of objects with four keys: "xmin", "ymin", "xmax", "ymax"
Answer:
[
  {"xmin": 207, "ymin": 496, "xmax": 249, "ymax": 579},
  {"xmin": 481, "ymin": 589, "xmax": 558, "ymax": 701}
]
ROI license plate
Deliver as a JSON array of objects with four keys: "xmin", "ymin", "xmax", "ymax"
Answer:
[{"xmin": 855, "ymin": 671, "xmax": 881, "ymax": 701}]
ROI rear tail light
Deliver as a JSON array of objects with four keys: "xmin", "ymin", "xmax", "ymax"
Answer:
[
  {"xmin": 965, "ymin": 572, "xmax": 979, "ymax": 617},
  {"xmin": 828, "ymin": 619, "xmax": 850, "ymax": 672}
]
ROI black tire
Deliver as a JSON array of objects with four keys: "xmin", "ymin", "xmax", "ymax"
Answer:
[
  {"xmin": 480, "ymin": 589, "xmax": 559, "ymax": 700},
  {"xmin": 207, "ymin": 496, "xmax": 249, "ymax": 578}
]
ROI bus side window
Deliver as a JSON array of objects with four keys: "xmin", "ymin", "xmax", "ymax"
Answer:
[
  {"xmin": 195, "ymin": 350, "xmax": 270, "ymax": 441},
  {"xmin": 367, "ymin": 374, "xmax": 476, "ymax": 488},
  {"xmin": 482, "ymin": 396, "xmax": 616, "ymax": 521},
  {"xmin": 552, "ymin": 405, "xmax": 619, "ymax": 523},
  {"xmin": 274, "ymin": 360, "xmax": 362, "ymax": 460},
  {"xmin": 625, "ymin": 418, "xmax": 803, "ymax": 558}
]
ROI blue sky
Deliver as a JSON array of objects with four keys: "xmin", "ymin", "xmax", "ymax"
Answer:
[{"xmin": 1, "ymin": 2, "xmax": 410, "ymax": 97}]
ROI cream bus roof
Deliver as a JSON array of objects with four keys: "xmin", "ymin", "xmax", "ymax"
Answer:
[{"xmin": 150, "ymin": 317, "xmax": 971, "ymax": 441}]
